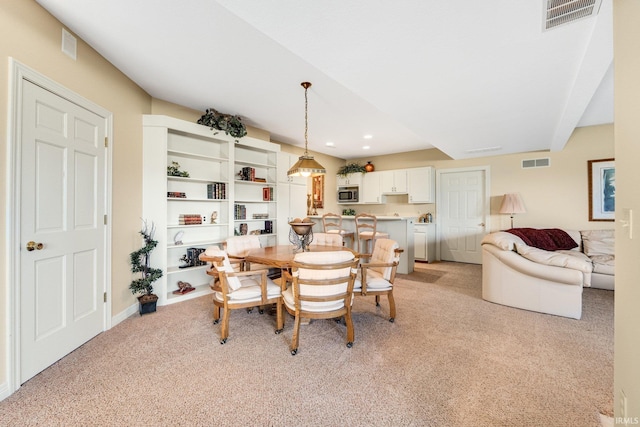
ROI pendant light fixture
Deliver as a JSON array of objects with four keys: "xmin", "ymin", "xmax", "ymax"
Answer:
[{"xmin": 287, "ymin": 82, "xmax": 326, "ymax": 177}]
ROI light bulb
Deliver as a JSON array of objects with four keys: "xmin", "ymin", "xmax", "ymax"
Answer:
[{"xmin": 301, "ymin": 171, "xmax": 312, "ymax": 177}]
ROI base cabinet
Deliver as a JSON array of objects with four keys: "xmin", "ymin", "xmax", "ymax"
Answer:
[{"xmin": 414, "ymin": 223, "xmax": 435, "ymax": 262}]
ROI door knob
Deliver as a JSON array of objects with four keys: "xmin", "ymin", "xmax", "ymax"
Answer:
[
  {"xmin": 26, "ymin": 241, "xmax": 44, "ymax": 251},
  {"xmin": 478, "ymin": 223, "xmax": 485, "ymax": 227}
]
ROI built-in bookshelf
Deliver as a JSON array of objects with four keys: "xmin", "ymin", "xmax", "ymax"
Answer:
[{"xmin": 142, "ymin": 115, "xmax": 280, "ymax": 305}]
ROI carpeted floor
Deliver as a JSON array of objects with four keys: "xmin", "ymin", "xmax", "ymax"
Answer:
[{"xmin": 0, "ymin": 261, "xmax": 614, "ymax": 426}]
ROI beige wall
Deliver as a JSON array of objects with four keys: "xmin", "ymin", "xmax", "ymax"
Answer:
[
  {"xmin": 0, "ymin": 1, "xmax": 154, "ymax": 390},
  {"xmin": 614, "ymin": 0, "xmax": 640, "ymax": 421},
  {"xmin": 341, "ymin": 124, "xmax": 614, "ymax": 232}
]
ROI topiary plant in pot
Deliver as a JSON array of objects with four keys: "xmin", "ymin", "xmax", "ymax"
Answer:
[
  {"xmin": 129, "ymin": 221, "xmax": 163, "ymax": 315},
  {"xmin": 337, "ymin": 162, "xmax": 367, "ymax": 177}
]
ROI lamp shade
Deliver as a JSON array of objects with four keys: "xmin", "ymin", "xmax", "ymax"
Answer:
[
  {"xmin": 287, "ymin": 155, "xmax": 326, "ymax": 177},
  {"xmin": 499, "ymin": 193, "xmax": 526, "ymax": 214}
]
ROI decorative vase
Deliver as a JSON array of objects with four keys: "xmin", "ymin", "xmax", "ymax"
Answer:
[{"xmin": 364, "ymin": 162, "xmax": 375, "ymax": 172}]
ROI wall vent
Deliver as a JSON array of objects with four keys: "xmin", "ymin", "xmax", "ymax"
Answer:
[
  {"xmin": 522, "ymin": 157, "xmax": 551, "ymax": 168},
  {"xmin": 62, "ymin": 28, "xmax": 77, "ymax": 60},
  {"xmin": 544, "ymin": 0, "xmax": 602, "ymax": 31}
]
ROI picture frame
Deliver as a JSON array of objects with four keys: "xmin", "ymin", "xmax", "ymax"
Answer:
[
  {"xmin": 588, "ymin": 158, "xmax": 615, "ymax": 221},
  {"xmin": 312, "ymin": 175, "xmax": 324, "ymax": 209}
]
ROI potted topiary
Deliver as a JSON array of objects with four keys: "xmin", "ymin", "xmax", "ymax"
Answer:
[
  {"xmin": 197, "ymin": 108, "xmax": 247, "ymax": 141},
  {"xmin": 129, "ymin": 221, "xmax": 163, "ymax": 315}
]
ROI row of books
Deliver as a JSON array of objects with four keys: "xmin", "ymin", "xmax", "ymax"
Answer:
[
  {"xmin": 167, "ymin": 192, "xmax": 186, "ymax": 198},
  {"xmin": 234, "ymin": 204, "xmax": 246, "ymax": 220},
  {"xmin": 179, "ymin": 214, "xmax": 203, "ymax": 225},
  {"xmin": 252, "ymin": 213, "xmax": 269, "ymax": 219},
  {"xmin": 207, "ymin": 182, "xmax": 226, "ymax": 200},
  {"xmin": 238, "ymin": 167, "xmax": 255, "ymax": 181}
]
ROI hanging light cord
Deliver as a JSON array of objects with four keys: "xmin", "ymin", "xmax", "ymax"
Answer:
[{"xmin": 302, "ymin": 81, "xmax": 311, "ymax": 156}]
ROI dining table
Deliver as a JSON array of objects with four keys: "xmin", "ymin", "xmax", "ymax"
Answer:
[{"xmin": 245, "ymin": 244, "xmax": 356, "ymax": 270}]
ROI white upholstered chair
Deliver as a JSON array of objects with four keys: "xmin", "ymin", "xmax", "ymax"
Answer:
[
  {"xmin": 309, "ymin": 232, "xmax": 344, "ymax": 247},
  {"xmin": 355, "ymin": 213, "xmax": 389, "ymax": 254},
  {"xmin": 225, "ymin": 235, "xmax": 270, "ymax": 272},
  {"xmin": 354, "ymin": 238, "xmax": 402, "ymax": 322},
  {"xmin": 282, "ymin": 250, "xmax": 359, "ymax": 355},
  {"xmin": 322, "ymin": 212, "xmax": 354, "ymax": 248},
  {"xmin": 201, "ymin": 246, "xmax": 283, "ymax": 344}
]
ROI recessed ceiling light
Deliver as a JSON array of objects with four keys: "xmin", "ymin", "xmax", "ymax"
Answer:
[
  {"xmin": 363, "ymin": 146, "xmax": 370, "ymax": 150},
  {"xmin": 363, "ymin": 134, "xmax": 373, "ymax": 139},
  {"xmin": 326, "ymin": 141, "xmax": 335, "ymax": 147}
]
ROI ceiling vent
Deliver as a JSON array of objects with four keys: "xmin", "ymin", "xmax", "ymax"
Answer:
[
  {"xmin": 544, "ymin": 0, "xmax": 602, "ymax": 31},
  {"xmin": 522, "ymin": 157, "xmax": 551, "ymax": 169}
]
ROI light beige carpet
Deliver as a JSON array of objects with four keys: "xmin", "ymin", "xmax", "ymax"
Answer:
[{"xmin": 0, "ymin": 261, "xmax": 613, "ymax": 426}]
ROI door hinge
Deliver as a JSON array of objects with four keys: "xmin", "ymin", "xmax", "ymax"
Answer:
[
  {"xmin": 104, "ymin": 137, "xmax": 108, "ymax": 148},
  {"xmin": 103, "ymin": 292, "xmax": 107, "ymax": 303},
  {"xmin": 104, "ymin": 214, "xmax": 107, "ymax": 225}
]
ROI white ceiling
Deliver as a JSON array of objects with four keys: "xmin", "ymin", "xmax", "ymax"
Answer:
[{"xmin": 36, "ymin": 0, "xmax": 613, "ymax": 160}]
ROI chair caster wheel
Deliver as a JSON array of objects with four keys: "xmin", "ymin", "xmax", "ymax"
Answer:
[
  {"xmin": 275, "ymin": 329, "xmax": 283, "ymax": 334},
  {"xmin": 376, "ymin": 302, "xmax": 380, "ymax": 307},
  {"xmin": 220, "ymin": 338, "xmax": 227, "ymax": 344},
  {"xmin": 247, "ymin": 308, "xmax": 253, "ymax": 314},
  {"xmin": 213, "ymin": 319, "xmax": 220, "ymax": 325},
  {"xmin": 346, "ymin": 342, "xmax": 353, "ymax": 348},
  {"xmin": 259, "ymin": 309, "xmax": 264, "ymax": 314},
  {"xmin": 389, "ymin": 318, "xmax": 395, "ymax": 323},
  {"xmin": 291, "ymin": 349, "xmax": 298, "ymax": 356}
]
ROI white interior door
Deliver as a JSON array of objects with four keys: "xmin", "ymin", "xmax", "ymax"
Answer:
[
  {"xmin": 437, "ymin": 168, "xmax": 489, "ymax": 264},
  {"xmin": 20, "ymin": 80, "xmax": 106, "ymax": 383}
]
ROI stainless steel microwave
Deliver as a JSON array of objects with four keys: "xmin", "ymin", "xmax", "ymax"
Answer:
[{"xmin": 338, "ymin": 186, "xmax": 359, "ymax": 203}]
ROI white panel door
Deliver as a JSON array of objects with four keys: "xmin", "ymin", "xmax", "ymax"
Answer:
[
  {"xmin": 439, "ymin": 169, "xmax": 487, "ymax": 264},
  {"xmin": 20, "ymin": 81, "xmax": 106, "ymax": 382}
]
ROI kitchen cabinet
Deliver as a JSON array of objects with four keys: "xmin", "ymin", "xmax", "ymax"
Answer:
[
  {"xmin": 381, "ymin": 170, "xmax": 407, "ymax": 194},
  {"xmin": 414, "ymin": 223, "xmax": 435, "ymax": 262},
  {"xmin": 361, "ymin": 171, "xmax": 382, "ymax": 204},
  {"xmin": 408, "ymin": 167, "xmax": 435, "ymax": 203},
  {"xmin": 337, "ymin": 173, "xmax": 362, "ymax": 187}
]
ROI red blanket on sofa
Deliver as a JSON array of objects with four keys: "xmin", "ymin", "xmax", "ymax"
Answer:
[{"xmin": 506, "ymin": 228, "xmax": 578, "ymax": 251}]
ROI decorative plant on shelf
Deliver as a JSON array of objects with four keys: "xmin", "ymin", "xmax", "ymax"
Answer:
[
  {"xmin": 337, "ymin": 162, "xmax": 367, "ymax": 177},
  {"xmin": 167, "ymin": 161, "xmax": 189, "ymax": 177},
  {"xmin": 197, "ymin": 108, "xmax": 247, "ymax": 141},
  {"xmin": 129, "ymin": 221, "xmax": 163, "ymax": 315}
]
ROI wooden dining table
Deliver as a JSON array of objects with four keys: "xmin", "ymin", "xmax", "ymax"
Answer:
[{"xmin": 245, "ymin": 245, "xmax": 356, "ymax": 269}]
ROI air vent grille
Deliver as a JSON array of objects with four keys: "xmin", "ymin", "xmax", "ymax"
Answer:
[
  {"xmin": 544, "ymin": 0, "xmax": 602, "ymax": 30},
  {"xmin": 522, "ymin": 158, "xmax": 551, "ymax": 169}
]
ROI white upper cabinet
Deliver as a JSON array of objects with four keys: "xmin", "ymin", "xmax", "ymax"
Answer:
[
  {"xmin": 337, "ymin": 173, "xmax": 363, "ymax": 187},
  {"xmin": 407, "ymin": 167, "xmax": 435, "ymax": 203},
  {"xmin": 361, "ymin": 171, "xmax": 382, "ymax": 204},
  {"xmin": 380, "ymin": 170, "xmax": 408, "ymax": 194}
]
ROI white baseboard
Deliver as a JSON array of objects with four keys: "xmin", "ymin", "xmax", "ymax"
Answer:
[
  {"xmin": 0, "ymin": 380, "xmax": 11, "ymax": 402},
  {"xmin": 111, "ymin": 302, "xmax": 138, "ymax": 327}
]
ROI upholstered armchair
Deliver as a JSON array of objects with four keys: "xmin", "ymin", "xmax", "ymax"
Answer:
[
  {"xmin": 224, "ymin": 235, "xmax": 270, "ymax": 272},
  {"xmin": 354, "ymin": 238, "xmax": 402, "ymax": 322},
  {"xmin": 282, "ymin": 250, "xmax": 359, "ymax": 355},
  {"xmin": 309, "ymin": 232, "xmax": 344, "ymax": 247},
  {"xmin": 201, "ymin": 246, "xmax": 283, "ymax": 344}
]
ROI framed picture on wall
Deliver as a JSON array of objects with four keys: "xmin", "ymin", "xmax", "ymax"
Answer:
[
  {"xmin": 312, "ymin": 175, "xmax": 324, "ymax": 209},
  {"xmin": 588, "ymin": 158, "xmax": 615, "ymax": 221}
]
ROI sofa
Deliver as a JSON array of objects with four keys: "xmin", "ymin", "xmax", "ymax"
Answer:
[{"xmin": 481, "ymin": 228, "xmax": 614, "ymax": 319}]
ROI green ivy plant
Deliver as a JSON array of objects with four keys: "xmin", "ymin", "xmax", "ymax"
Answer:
[
  {"xmin": 167, "ymin": 161, "xmax": 189, "ymax": 177},
  {"xmin": 197, "ymin": 108, "xmax": 247, "ymax": 141},
  {"xmin": 129, "ymin": 221, "xmax": 163, "ymax": 301},
  {"xmin": 337, "ymin": 162, "xmax": 367, "ymax": 177}
]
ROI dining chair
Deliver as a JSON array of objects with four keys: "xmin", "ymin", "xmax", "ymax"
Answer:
[
  {"xmin": 282, "ymin": 250, "xmax": 359, "ymax": 355},
  {"xmin": 354, "ymin": 238, "xmax": 403, "ymax": 322},
  {"xmin": 309, "ymin": 232, "xmax": 344, "ymax": 247},
  {"xmin": 354, "ymin": 213, "xmax": 389, "ymax": 255},
  {"xmin": 225, "ymin": 235, "xmax": 270, "ymax": 272},
  {"xmin": 201, "ymin": 246, "xmax": 283, "ymax": 344},
  {"xmin": 322, "ymin": 212, "xmax": 354, "ymax": 248}
]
